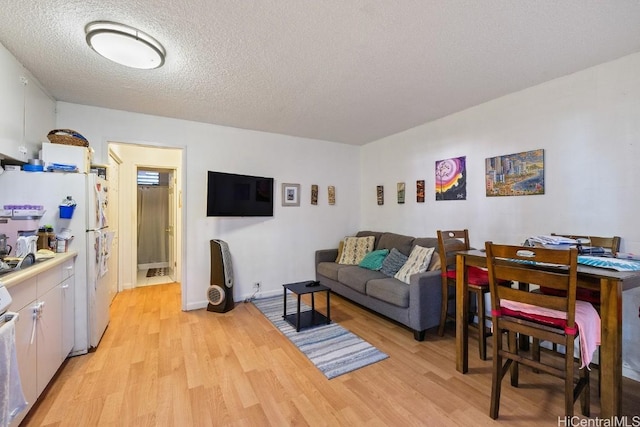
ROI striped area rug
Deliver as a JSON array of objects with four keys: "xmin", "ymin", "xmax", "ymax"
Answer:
[{"xmin": 253, "ymin": 294, "xmax": 388, "ymax": 379}]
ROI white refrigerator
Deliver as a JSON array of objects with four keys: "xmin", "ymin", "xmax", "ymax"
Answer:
[
  {"xmin": 85, "ymin": 174, "xmax": 112, "ymax": 349},
  {"xmin": 0, "ymin": 170, "xmax": 114, "ymax": 354}
]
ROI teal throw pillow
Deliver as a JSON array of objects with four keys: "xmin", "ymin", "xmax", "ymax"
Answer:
[
  {"xmin": 358, "ymin": 249, "xmax": 390, "ymax": 271},
  {"xmin": 380, "ymin": 248, "xmax": 409, "ymax": 277}
]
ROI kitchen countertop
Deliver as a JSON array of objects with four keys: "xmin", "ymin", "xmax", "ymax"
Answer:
[{"xmin": 0, "ymin": 251, "xmax": 77, "ymax": 289}]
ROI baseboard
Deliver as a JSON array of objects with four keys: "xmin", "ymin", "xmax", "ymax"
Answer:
[
  {"xmin": 186, "ymin": 301, "xmax": 208, "ymax": 311},
  {"xmin": 186, "ymin": 289, "xmax": 283, "ymax": 311}
]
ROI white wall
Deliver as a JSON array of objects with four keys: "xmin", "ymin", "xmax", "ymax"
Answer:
[
  {"xmin": 360, "ymin": 52, "xmax": 640, "ymax": 380},
  {"xmin": 56, "ymin": 103, "xmax": 361, "ymax": 308}
]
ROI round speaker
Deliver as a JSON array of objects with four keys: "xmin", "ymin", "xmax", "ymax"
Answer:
[{"xmin": 207, "ymin": 285, "xmax": 226, "ymax": 306}]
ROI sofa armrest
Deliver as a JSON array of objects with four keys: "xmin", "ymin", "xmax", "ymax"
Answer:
[
  {"xmin": 407, "ymin": 270, "xmax": 443, "ymax": 331},
  {"xmin": 315, "ymin": 249, "xmax": 338, "ymax": 265},
  {"xmin": 408, "ymin": 270, "xmax": 441, "ymax": 292}
]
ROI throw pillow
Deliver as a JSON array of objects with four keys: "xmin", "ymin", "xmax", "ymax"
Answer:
[
  {"xmin": 428, "ymin": 251, "xmax": 441, "ymax": 271},
  {"xmin": 358, "ymin": 249, "xmax": 390, "ymax": 270},
  {"xmin": 335, "ymin": 240, "xmax": 345, "ymax": 262},
  {"xmin": 337, "ymin": 236, "xmax": 376, "ymax": 265},
  {"xmin": 380, "ymin": 248, "xmax": 409, "ymax": 277},
  {"xmin": 395, "ymin": 245, "xmax": 435, "ymax": 284}
]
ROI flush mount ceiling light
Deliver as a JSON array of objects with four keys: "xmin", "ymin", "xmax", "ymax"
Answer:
[{"xmin": 85, "ymin": 21, "xmax": 165, "ymax": 69}]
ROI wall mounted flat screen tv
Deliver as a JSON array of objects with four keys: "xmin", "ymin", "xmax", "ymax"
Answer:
[{"xmin": 207, "ymin": 171, "xmax": 274, "ymax": 217}]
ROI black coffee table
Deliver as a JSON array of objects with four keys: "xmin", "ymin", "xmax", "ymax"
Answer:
[{"xmin": 282, "ymin": 280, "xmax": 331, "ymax": 332}]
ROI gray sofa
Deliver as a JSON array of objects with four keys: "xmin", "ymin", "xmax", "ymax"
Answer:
[{"xmin": 315, "ymin": 231, "xmax": 443, "ymax": 341}]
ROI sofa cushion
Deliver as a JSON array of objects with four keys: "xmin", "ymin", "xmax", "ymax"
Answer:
[
  {"xmin": 317, "ymin": 262, "xmax": 348, "ymax": 281},
  {"xmin": 380, "ymin": 248, "xmax": 409, "ymax": 277},
  {"xmin": 358, "ymin": 249, "xmax": 390, "ymax": 271},
  {"xmin": 356, "ymin": 231, "xmax": 384, "ymax": 249},
  {"xmin": 366, "ymin": 278, "xmax": 410, "ymax": 308},
  {"xmin": 337, "ymin": 236, "xmax": 376, "ymax": 265},
  {"xmin": 337, "ymin": 266, "xmax": 386, "ymax": 294},
  {"xmin": 412, "ymin": 237, "xmax": 439, "ymax": 252},
  {"xmin": 394, "ymin": 245, "xmax": 435, "ymax": 284},
  {"xmin": 377, "ymin": 232, "xmax": 415, "ymax": 256}
]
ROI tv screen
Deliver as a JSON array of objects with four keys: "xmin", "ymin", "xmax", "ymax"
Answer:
[{"xmin": 207, "ymin": 171, "xmax": 274, "ymax": 217}]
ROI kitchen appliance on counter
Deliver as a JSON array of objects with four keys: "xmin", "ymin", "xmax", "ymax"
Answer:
[
  {"xmin": 15, "ymin": 235, "xmax": 38, "ymax": 257},
  {"xmin": 0, "ymin": 170, "xmax": 115, "ymax": 354},
  {"xmin": 0, "ymin": 209, "xmax": 42, "ymax": 254},
  {"xmin": 0, "ymin": 233, "xmax": 12, "ymax": 258}
]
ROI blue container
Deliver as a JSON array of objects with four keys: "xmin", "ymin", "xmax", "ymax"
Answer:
[
  {"xmin": 59, "ymin": 205, "xmax": 75, "ymax": 219},
  {"xmin": 23, "ymin": 164, "xmax": 44, "ymax": 172}
]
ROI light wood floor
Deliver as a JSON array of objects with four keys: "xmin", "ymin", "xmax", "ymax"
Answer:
[{"xmin": 22, "ymin": 283, "xmax": 640, "ymax": 426}]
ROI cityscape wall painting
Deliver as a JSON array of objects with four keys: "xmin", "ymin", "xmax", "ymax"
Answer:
[
  {"xmin": 485, "ymin": 149, "xmax": 544, "ymax": 197},
  {"xmin": 435, "ymin": 156, "xmax": 466, "ymax": 201}
]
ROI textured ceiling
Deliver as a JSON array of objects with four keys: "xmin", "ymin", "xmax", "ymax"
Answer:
[{"xmin": 1, "ymin": 1, "xmax": 640, "ymax": 145}]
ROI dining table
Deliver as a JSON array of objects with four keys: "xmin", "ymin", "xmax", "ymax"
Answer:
[{"xmin": 455, "ymin": 249, "xmax": 640, "ymax": 418}]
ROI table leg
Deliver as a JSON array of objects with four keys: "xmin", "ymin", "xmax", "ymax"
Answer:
[
  {"xmin": 518, "ymin": 282, "xmax": 530, "ymax": 351},
  {"xmin": 283, "ymin": 288, "xmax": 287, "ymax": 319},
  {"xmin": 296, "ymin": 294, "xmax": 301, "ymax": 332},
  {"xmin": 599, "ymin": 278, "xmax": 622, "ymax": 417},
  {"xmin": 456, "ymin": 254, "xmax": 469, "ymax": 373},
  {"xmin": 326, "ymin": 290, "xmax": 331, "ymax": 324},
  {"xmin": 311, "ymin": 292, "xmax": 316, "ymax": 324}
]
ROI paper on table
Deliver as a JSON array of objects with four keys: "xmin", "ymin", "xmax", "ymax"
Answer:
[
  {"xmin": 578, "ymin": 256, "xmax": 640, "ymax": 271},
  {"xmin": 615, "ymin": 252, "xmax": 640, "ymax": 261},
  {"xmin": 525, "ymin": 235, "xmax": 579, "ymax": 248}
]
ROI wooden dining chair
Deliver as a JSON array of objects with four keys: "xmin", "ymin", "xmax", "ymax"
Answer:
[
  {"xmin": 545, "ymin": 234, "xmax": 620, "ymax": 392},
  {"xmin": 551, "ymin": 233, "xmax": 621, "ymax": 255},
  {"xmin": 437, "ymin": 229, "xmax": 491, "ymax": 360},
  {"xmin": 484, "ymin": 242, "xmax": 590, "ymax": 419},
  {"xmin": 548, "ymin": 233, "xmax": 621, "ymax": 304}
]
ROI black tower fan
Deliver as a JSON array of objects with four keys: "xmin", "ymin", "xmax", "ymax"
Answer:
[{"xmin": 207, "ymin": 239, "xmax": 235, "ymax": 313}]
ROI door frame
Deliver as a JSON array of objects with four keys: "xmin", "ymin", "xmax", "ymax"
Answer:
[
  {"xmin": 107, "ymin": 142, "xmax": 184, "ymax": 308},
  {"xmin": 107, "ymin": 148, "xmax": 121, "ymax": 300}
]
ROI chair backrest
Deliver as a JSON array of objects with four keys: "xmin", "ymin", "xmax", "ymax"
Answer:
[
  {"xmin": 436, "ymin": 229, "xmax": 471, "ymax": 273},
  {"xmin": 551, "ymin": 233, "xmax": 621, "ymax": 254},
  {"xmin": 484, "ymin": 242, "xmax": 579, "ymax": 331}
]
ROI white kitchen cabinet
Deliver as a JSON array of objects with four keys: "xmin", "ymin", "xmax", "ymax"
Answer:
[
  {"xmin": 0, "ymin": 42, "xmax": 55, "ymax": 161},
  {"xmin": 24, "ymin": 75, "xmax": 55, "ymax": 148},
  {"xmin": 6, "ymin": 253, "xmax": 77, "ymax": 427},
  {"xmin": 0, "ymin": 43, "xmax": 25, "ymax": 159},
  {"xmin": 36, "ymin": 283, "xmax": 62, "ymax": 395}
]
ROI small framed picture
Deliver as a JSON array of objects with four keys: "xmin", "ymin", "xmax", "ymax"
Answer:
[
  {"xmin": 328, "ymin": 186, "xmax": 336, "ymax": 205},
  {"xmin": 377, "ymin": 185, "xmax": 384, "ymax": 205},
  {"xmin": 397, "ymin": 182, "xmax": 405, "ymax": 204},
  {"xmin": 311, "ymin": 184, "xmax": 318, "ymax": 205},
  {"xmin": 416, "ymin": 180, "xmax": 425, "ymax": 203},
  {"xmin": 282, "ymin": 183, "xmax": 300, "ymax": 206}
]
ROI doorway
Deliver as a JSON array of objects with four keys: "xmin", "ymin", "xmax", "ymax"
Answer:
[
  {"xmin": 108, "ymin": 142, "xmax": 183, "ymax": 295},
  {"xmin": 136, "ymin": 168, "xmax": 175, "ymax": 286}
]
